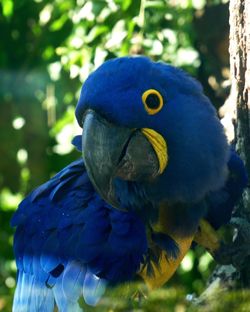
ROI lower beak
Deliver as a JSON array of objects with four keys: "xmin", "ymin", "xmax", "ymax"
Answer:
[{"xmin": 82, "ymin": 110, "xmax": 161, "ymax": 209}]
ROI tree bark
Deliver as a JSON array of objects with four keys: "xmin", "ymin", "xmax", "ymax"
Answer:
[
  {"xmin": 230, "ymin": 0, "xmax": 250, "ymax": 287},
  {"xmin": 193, "ymin": 1, "xmax": 250, "ymax": 307},
  {"xmin": 230, "ymin": 0, "xmax": 250, "ymax": 176}
]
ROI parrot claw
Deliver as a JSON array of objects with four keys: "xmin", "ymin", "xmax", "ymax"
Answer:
[
  {"xmin": 194, "ymin": 218, "xmax": 250, "ymax": 269},
  {"xmin": 194, "ymin": 219, "xmax": 220, "ymax": 254}
]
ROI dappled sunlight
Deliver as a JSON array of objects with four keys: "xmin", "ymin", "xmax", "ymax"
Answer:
[
  {"xmin": 16, "ymin": 149, "xmax": 28, "ymax": 166},
  {"xmin": 180, "ymin": 251, "xmax": 195, "ymax": 272},
  {"xmin": 53, "ymin": 121, "xmax": 80, "ymax": 155},
  {"xmin": 198, "ymin": 252, "xmax": 213, "ymax": 273},
  {"xmin": 12, "ymin": 117, "xmax": 25, "ymax": 130},
  {"xmin": 39, "ymin": 4, "xmax": 53, "ymax": 26},
  {"xmin": 0, "ymin": 189, "xmax": 23, "ymax": 211}
]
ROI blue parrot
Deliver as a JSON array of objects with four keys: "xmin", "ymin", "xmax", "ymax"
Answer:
[{"xmin": 12, "ymin": 56, "xmax": 247, "ymax": 311}]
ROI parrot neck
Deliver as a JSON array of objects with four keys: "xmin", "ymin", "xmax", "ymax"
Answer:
[
  {"xmin": 113, "ymin": 178, "xmax": 159, "ymax": 223},
  {"xmin": 113, "ymin": 177, "xmax": 208, "ymax": 236}
]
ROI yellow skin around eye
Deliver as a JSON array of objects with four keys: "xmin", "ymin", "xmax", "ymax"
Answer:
[{"xmin": 142, "ymin": 89, "xmax": 164, "ymax": 115}]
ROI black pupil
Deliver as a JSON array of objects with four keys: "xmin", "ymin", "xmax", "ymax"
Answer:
[{"xmin": 145, "ymin": 93, "xmax": 160, "ymax": 109}]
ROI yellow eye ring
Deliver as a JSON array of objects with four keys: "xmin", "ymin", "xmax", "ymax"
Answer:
[{"xmin": 142, "ymin": 89, "xmax": 164, "ymax": 115}]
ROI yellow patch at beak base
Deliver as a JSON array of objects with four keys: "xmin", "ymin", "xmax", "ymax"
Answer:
[{"xmin": 142, "ymin": 128, "xmax": 168, "ymax": 174}]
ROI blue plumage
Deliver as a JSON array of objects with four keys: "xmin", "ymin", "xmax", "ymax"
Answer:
[
  {"xmin": 205, "ymin": 148, "xmax": 248, "ymax": 229},
  {"xmin": 82, "ymin": 270, "xmax": 107, "ymax": 306},
  {"xmin": 76, "ymin": 57, "xmax": 229, "ymax": 206},
  {"xmin": 12, "ymin": 56, "xmax": 247, "ymax": 311},
  {"xmin": 12, "ymin": 159, "xmax": 148, "ymax": 311},
  {"xmin": 62, "ymin": 261, "xmax": 86, "ymax": 302}
]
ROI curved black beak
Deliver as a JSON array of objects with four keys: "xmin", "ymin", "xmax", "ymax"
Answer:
[{"xmin": 82, "ymin": 110, "xmax": 159, "ymax": 209}]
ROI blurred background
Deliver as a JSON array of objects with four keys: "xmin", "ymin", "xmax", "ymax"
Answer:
[{"xmin": 0, "ymin": 0, "xmax": 231, "ymax": 310}]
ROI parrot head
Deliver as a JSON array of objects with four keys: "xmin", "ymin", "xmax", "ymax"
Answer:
[{"xmin": 76, "ymin": 56, "xmax": 229, "ymax": 212}]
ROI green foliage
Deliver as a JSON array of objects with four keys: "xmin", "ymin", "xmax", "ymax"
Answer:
[
  {"xmin": 0, "ymin": 0, "xmax": 231, "ymax": 310},
  {"xmin": 0, "ymin": 190, "xmax": 17, "ymax": 311}
]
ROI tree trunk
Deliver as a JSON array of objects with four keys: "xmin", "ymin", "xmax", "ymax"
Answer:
[
  {"xmin": 193, "ymin": 0, "xmax": 250, "ymax": 307},
  {"xmin": 230, "ymin": 0, "xmax": 250, "ymax": 287},
  {"xmin": 231, "ymin": 0, "xmax": 250, "ymax": 177}
]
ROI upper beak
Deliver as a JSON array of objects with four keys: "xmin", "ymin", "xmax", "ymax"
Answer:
[{"xmin": 82, "ymin": 110, "xmax": 166, "ymax": 209}]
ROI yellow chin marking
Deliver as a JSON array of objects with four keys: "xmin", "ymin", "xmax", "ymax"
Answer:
[{"xmin": 142, "ymin": 128, "xmax": 168, "ymax": 174}]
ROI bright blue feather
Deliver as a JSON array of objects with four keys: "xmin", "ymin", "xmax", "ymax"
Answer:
[
  {"xmin": 13, "ymin": 271, "xmax": 54, "ymax": 312},
  {"xmin": 62, "ymin": 261, "xmax": 86, "ymax": 302},
  {"xmin": 53, "ymin": 273, "xmax": 83, "ymax": 312},
  {"xmin": 83, "ymin": 269, "xmax": 107, "ymax": 306}
]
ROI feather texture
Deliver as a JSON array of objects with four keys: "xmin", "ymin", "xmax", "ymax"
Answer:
[
  {"xmin": 12, "ymin": 158, "xmax": 148, "ymax": 311},
  {"xmin": 206, "ymin": 148, "xmax": 248, "ymax": 229}
]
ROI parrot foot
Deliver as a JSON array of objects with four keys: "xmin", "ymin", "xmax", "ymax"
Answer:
[{"xmin": 194, "ymin": 219, "xmax": 220, "ymax": 254}]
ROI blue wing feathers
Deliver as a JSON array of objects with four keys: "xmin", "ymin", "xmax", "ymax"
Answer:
[
  {"xmin": 53, "ymin": 274, "xmax": 80, "ymax": 312},
  {"xmin": 50, "ymin": 175, "xmax": 78, "ymax": 201},
  {"xmin": 12, "ymin": 158, "xmax": 148, "ymax": 311},
  {"xmin": 40, "ymin": 232, "xmax": 61, "ymax": 274}
]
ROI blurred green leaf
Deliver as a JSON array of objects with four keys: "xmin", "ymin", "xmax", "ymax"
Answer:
[
  {"xmin": 114, "ymin": 0, "xmax": 132, "ymax": 11},
  {"xmin": 50, "ymin": 14, "xmax": 68, "ymax": 31},
  {"xmin": 50, "ymin": 106, "xmax": 75, "ymax": 136},
  {"xmin": 85, "ymin": 25, "xmax": 109, "ymax": 44},
  {"xmin": 145, "ymin": 1, "xmax": 166, "ymax": 9},
  {"xmin": 0, "ymin": 189, "xmax": 23, "ymax": 211},
  {"xmin": 1, "ymin": 0, "xmax": 13, "ymax": 19}
]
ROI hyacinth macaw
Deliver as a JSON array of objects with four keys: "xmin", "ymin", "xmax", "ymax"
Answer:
[{"xmin": 12, "ymin": 56, "xmax": 247, "ymax": 311}]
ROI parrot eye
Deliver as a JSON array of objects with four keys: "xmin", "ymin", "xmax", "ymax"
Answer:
[{"xmin": 142, "ymin": 89, "xmax": 164, "ymax": 115}]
